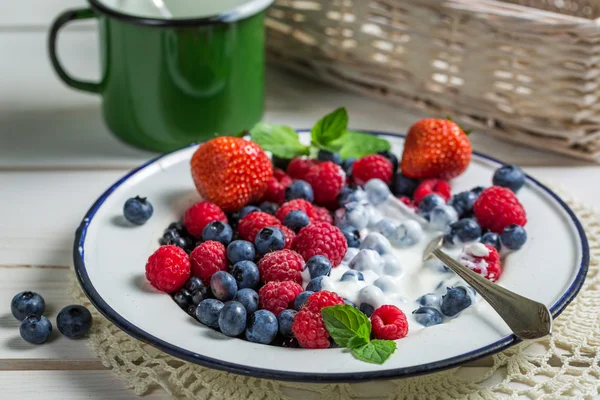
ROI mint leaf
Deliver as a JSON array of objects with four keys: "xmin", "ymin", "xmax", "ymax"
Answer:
[
  {"xmin": 311, "ymin": 107, "xmax": 348, "ymax": 148},
  {"xmin": 250, "ymin": 123, "xmax": 310, "ymax": 159},
  {"xmin": 336, "ymin": 131, "xmax": 391, "ymax": 159},
  {"xmin": 321, "ymin": 305, "xmax": 371, "ymax": 348},
  {"xmin": 351, "ymin": 340, "xmax": 397, "ymax": 364}
]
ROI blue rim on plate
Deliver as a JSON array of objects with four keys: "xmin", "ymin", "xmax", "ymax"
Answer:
[{"xmin": 73, "ymin": 131, "xmax": 590, "ymax": 383}]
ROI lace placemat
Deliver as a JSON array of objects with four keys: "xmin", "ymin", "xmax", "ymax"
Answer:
[{"xmin": 69, "ymin": 192, "xmax": 600, "ymax": 400}]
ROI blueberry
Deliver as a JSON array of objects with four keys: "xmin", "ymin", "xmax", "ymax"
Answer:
[
  {"xmin": 360, "ymin": 232, "xmax": 392, "ymax": 255},
  {"xmin": 357, "ymin": 285, "xmax": 385, "ymax": 314},
  {"xmin": 418, "ymin": 194, "xmax": 446, "ymax": 217},
  {"xmin": 11, "ymin": 291, "xmax": 45, "ymax": 321},
  {"xmin": 294, "ymin": 291, "xmax": 314, "ymax": 310},
  {"xmin": 283, "ymin": 210, "xmax": 310, "ymax": 232},
  {"xmin": 202, "ymin": 221, "xmax": 233, "ymax": 246},
  {"xmin": 341, "ymin": 270, "xmax": 365, "ymax": 281},
  {"xmin": 449, "ymin": 191, "xmax": 478, "ymax": 218},
  {"xmin": 444, "ymin": 218, "xmax": 482, "ymax": 245},
  {"xmin": 349, "ymin": 249, "xmax": 382, "ymax": 273},
  {"xmin": 186, "ymin": 277, "xmax": 210, "ymax": 303},
  {"xmin": 341, "ymin": 158, "xmax": 356, "ymax": 175},
  {"xmin": 239, "ymin": 206, "xmax": 260, "ymax": 219},
  {"xmin": 440, "ymin": 287, "xmax": 472, "ymax": 316},
  {"xmin": 160, "ymin": 229, "xmax": 188, "ymax": 248},
  {"xmin": 480, "ymin": 232, "xmax": 501, "ymax": 251},
  {"xmin": 501, "ymin": 224, "xmax": 527, "ymax": 250},
  {"xmin": 388, "ymin": 220, "xmax": 423, "ymax": 248},
  {"xmin": 343, "ymin": 247, "xmax": 360, "ymax": 263},
  {"xmin": 374, "ymin": 276, "xmax": 396, "ymax": 293},
  {"xmin": 307, "ymin": 255, "xmax": 332, "ymax": 279},
  {"xmin": 429, "ymin": 206, "xmax": 458, "ymax": 232},
  {"xmin": 337, "ymin": 185, "xmax": 364, "ymax": 207},
  {"xmin": 272, "ymin": 155, "xmax": 290, "ymax": 170},
  {"xmin": 344, "ymin": 299, "xmax": 356, "ymax": 308},
  {"xmin": 168, "ymin": 221, "xmax": 185, "ymax": 232},
  {"xmin": 123, "ymin": 196, "xmax": 153, "ymax": 225},
  {"xmin": 493, "ymin": 165, "xmax": 525, "ymax": 193},
  {"xmin": 317, "ymin": 150, "xmax": 342, "ymax": 164},
  {"xmin": 336, "ymin": 202, "xmax": 369, "ymax": 230},
  {"xmin": 277, "ymin": 309, "xmax": 297, "ymax": 337},
  {"xmin": 254, "ymin": 227, "xmax": 285, "ymax": 254},
  {"xmin": 471, "ymin": 186, "xmax": 485, "ymax": 195},
  {"xmin": 364, "ymin": 179, "xmax": 390, "ymax": 205},
  {"xmin": 359, "ymin": 303, "xmax": 375, "ymax": 317},
  {"xmin": 417, "ymin": 293, "xmax": 441, "ymax": 307},
  {"xmin": 374, "ymin": 220, "xmax": 396, "ymax": 239},
  {"xmin": 306, "ymin": 276, "xmax": 324, "ymax": 292},
  {"xmin": 218, "ymin": 301, "xmax": 246, "ymax": 337},
  {"xmin": 185, "ymin": 277, "xmax": 204, "ymax": 293},
  {"xmin": 56, "ymin": 305, "xmax": 93, "ymax": 338},
  {"xmin": 191, "ymin": 290, "xmax": 206, "ymax": 306},
  {"xmin": 285, "ymin": 180, "xmax": 314, "ymax": 202},
  {"xmin": 246, "ymin": 310, "xmax": 278, "ymax": 344},
  {"xmin": 173, "ymin": 289, "xmax": 194, "ymax": 310},
  {"xmin": 413, "ymin": 307, "xmax": 443, "ymax": 327},
  {"xmin": 19, "ymin": 315, "xmax": 52, "ymax": 344},
  {"xmin": 196, "ymin": 299, "xmax": 224, "ymax": 328},
  {"xmin": 377, "ymin": 150, "xmax": 399, "ymax": 173},
  {"xmin": 227, "ymin": 240, "xmax": 256, "ymax": 265},
  {"xmin": 382, "ymin": 254, "xmax": 403, "ymax": 276},
  {"xmin": 231, "ymin": 260, "xmax": 260, "ymax": 289},
  {"xmin": 235, "ymin": 288, "xmax": 259, "ymax": 314},
  {"xmin": 210, "ymin": 271, "xmax": 238, "ymax": 301},
  {"xmin": 391, "ymin": 174, "xmax": 419, "ymax": 197},
  {"xmin": 260, "ymin": 201, "xmax": 279, "ymax": 215},
  {"xmin": 341, "ymin": 226, "xmax": 361, "ymax": 248}
]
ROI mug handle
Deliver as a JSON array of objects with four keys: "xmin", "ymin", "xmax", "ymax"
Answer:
[{"xmin": 48, "ymin": 8, "xmax": 101, "ymax": 93}]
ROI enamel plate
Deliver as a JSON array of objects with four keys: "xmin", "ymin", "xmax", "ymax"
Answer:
[{"xmin": 74, "ymin": 132, "xmax": 589, "ymax": 382}]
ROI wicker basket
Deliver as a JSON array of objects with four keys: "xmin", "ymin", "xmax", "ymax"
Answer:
[{"xmin": 266, "ymin": 0, "xmax": 600, "ymax": 162}]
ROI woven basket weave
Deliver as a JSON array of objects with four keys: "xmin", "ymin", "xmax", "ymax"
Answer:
[{"xmin": 266, "ymin": 0, "xmax": 600, "ymax": 162}]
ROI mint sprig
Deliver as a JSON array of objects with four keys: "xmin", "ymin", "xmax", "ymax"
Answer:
[
  {"xmin": 249, "ymin": 107, "xmax": 391, "ymax": 160},
  {"xmin": 322, "ymin": 305, "xmax": 397, "ymax": 364}
]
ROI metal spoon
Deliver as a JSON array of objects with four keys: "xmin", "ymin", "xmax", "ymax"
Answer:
[{"xmin": 423, "ymin": 236, "xmax": 552, "ymax": 340}]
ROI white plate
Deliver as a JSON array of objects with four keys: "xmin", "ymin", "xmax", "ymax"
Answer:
[{"xmin": 74, "ymin": 132, "xmax": 589, "ymax": 382}]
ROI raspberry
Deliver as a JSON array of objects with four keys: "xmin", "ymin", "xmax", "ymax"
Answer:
[
  {"xmin": 371, "ymin": 305, "xmax": 408, "ymax": 340},
  {"xmin": 145, "ymin": 245, "xmax": 191, "ymax": 293},
  {"xmin": 190, "ymin": 241, "xmax": 228, "ymax": 284},
  {"xmin": 273, "ymin": 168, "xmax": 288, "ymax": 181},
  {"xmin": 352, "ymin": 154, "xmax": 393, "ymax": 186},
  {"xmin": 275, "ymin": 199, "xmax": 315, "ymax": 223},
  {"xmin": 473, "ymin": 186, "xmax": 527, "ymax": 233},
  {"xmin": 287, "ymin": 157, "xmax": 317, "ymax": 180},
  {"xmin": 304, "ymin": 291, "xmax": 344, "ymax": 313},
  {"xmin": 261, "ymin": 177, "xmax": 286, "ymax": 205},
  {"xmin": 183, "ymin": 201, "xmax": 227, "ymax": 238},
  {"xmin": 398, "ymin": 196, "xmax": 417, "ymax": 210},
  {"xmin": 292, "ymin": 222, "xmax": 347, "ymax": 266},
  {"xmin": 460, "ymin": 244, "xmax": 502, "ymax": 282},
  {"xmin": 292, "ymin": 309, "xmax": 330, "ymax": 349},
  {"xmin": 312, "ymin": 206, "xmax": 333, "ymax": 224},
  {"xmin": 237, "ymin": 212, "xmax": 282, "ymax": 242},
  {"xmin": 280, "ymin": 225, "xmax": 296, "ymax": 249},
  {"xmin": 258, "ymin": 249, "xmax": 305, "ymax": 284},
  {"xmin": 259, "ymin": 281, "xmax": 303, "ymax": 316},
  {"xmin": 413, "ymin": 179, "xmax": 451, "ymax": 205},
  {"xmin": 305, "ymin": 162, "xmax": 346, "ymax": 209}
]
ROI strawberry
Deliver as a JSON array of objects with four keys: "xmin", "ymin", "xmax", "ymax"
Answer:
[
  {"xmin": 401, "ymin": 119, "xmax": 471, "ymax": 180},
  {"xmin": 190, "ymin": 137, "xmax": 273, "ymax": 213}
]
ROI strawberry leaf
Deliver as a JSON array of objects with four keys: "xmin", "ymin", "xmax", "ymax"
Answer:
[
  {"xmin": 250, "ymin": 122, "xmax": 310, "ymax": 159},
  {"xmin": 321, "ymin": 305, "xmax": 371, "ymax": 348},
  {"xmin": 311, "ymin": 107, "xmax": 348, "ymax": 148},
  {"xmin": 351, "ymin": 340, "xmax": 397, "ymax": 364}
]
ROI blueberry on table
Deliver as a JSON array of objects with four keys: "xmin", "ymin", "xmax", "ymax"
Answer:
[
  {"xmin": 173, "ymin": 289, "xmax": 194, "ymax": 310},
  {"xmin": 20, "ymin": 315, "xmax": 52, "ymax": 344},
  {"xmin": 444, "ymin": 218, "xmax": 482, "ymax": 246},
  {"xmin": 210, "ymin": 271, "xmax": 238, "ymax": 301},
  {"xmin": 440, "ymin": 287, "xmax": 472, "ymax": 317},
  {"xmin": 294, "ymin": 291, "xmax": 314, "ymax": 310},
  {"xmin": 235, "ymin": 288, "xmax": 259, "ymax": 314},
  {"xmin": 493, "ymin": 164, "xmax": 525, "ymax": 193},
  {"xmin": 364, "ymin": 179, "xmax": 390, "ymax": 205},
  {"xmin": 196, "ymin": 299, "xmax": 224, "ymax": 329},
  {"xmin": 277, "ymin": 309, "xmax": 297, "ymax": 338},
  {"xmin": 317, "ymin": 150, "xmax": 342, "ymax": 165},
  {"xmin": 231, "ymin": 260, "xmax": 260, "ymax": 289},
  {"xmin": 391, "ymin": 173, "xmax": 419, "ymax": 197},
  {"xmin": 480, "ymin": 232, "xmax": 502, "ymax": 251},
  {"xmin": 285, "ymin": 180, "xmax": 314, "ymax": 202},
  {"xmin": 377, "ymin": 150, "xmax": 399, "ymax": 173},
  {"xmin": 306, "ymin": 255, "xmax": 332, "ymax": 279},
  {"xmin": 254, "ymin": 227, "xmax": 285, "ymax": 254},
  {"xmin": 56, "ymin": 305, "xmax": 93, "ymax": 339},
  {"xmin": 218, "ymin": 301, "xmax": 247, "ymax": 337},
  {"xmin": 123, "ymin": 196, "xmax": 153, "ymax": 225},
  {"xmin": 186, "ymin": 277, "xmax": 210, "ymax": 303},
  {"xmin": 159, "ymin": 229, "xmax": 188, "ymax": 249},
  {"xmin": 501, "ymin": 224, "xmax": 527, "ymax": 250},
  {"xmin": 246, "ymin": 310, "xmax": 279, "ymax": 344},
  {"xmin": 227, "ymin": 240, "xmax": 256, "ymax": 264},
  {"xmin": 11, "ymin": 291, "xmax": 45, "ymax": 321},
  {"xmin": 283, "ymin": 210, "xmax": 310, "ymax": 232},
  {"xmin": 413, "ymin": 307, "xmax": 443, "ymax": 327}
]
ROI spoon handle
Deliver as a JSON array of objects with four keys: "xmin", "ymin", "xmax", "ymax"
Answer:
[{"xmin": 432, "ymin": 248, "xmax": 552, "ymax": 340}]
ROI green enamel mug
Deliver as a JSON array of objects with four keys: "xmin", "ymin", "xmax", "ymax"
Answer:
[{"xmin": 49, "ymin": 0, "xmax": 273, "ymax": 152}]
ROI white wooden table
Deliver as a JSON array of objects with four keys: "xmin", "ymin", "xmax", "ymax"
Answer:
[{"xmin": 1, "ymin": 2, "xmax": 600, "ymax": 399}]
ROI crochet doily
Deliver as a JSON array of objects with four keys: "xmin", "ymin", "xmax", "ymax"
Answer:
[{"xmin": 69, "ymin": 192, "xmax": 600, "ymax": 400}]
